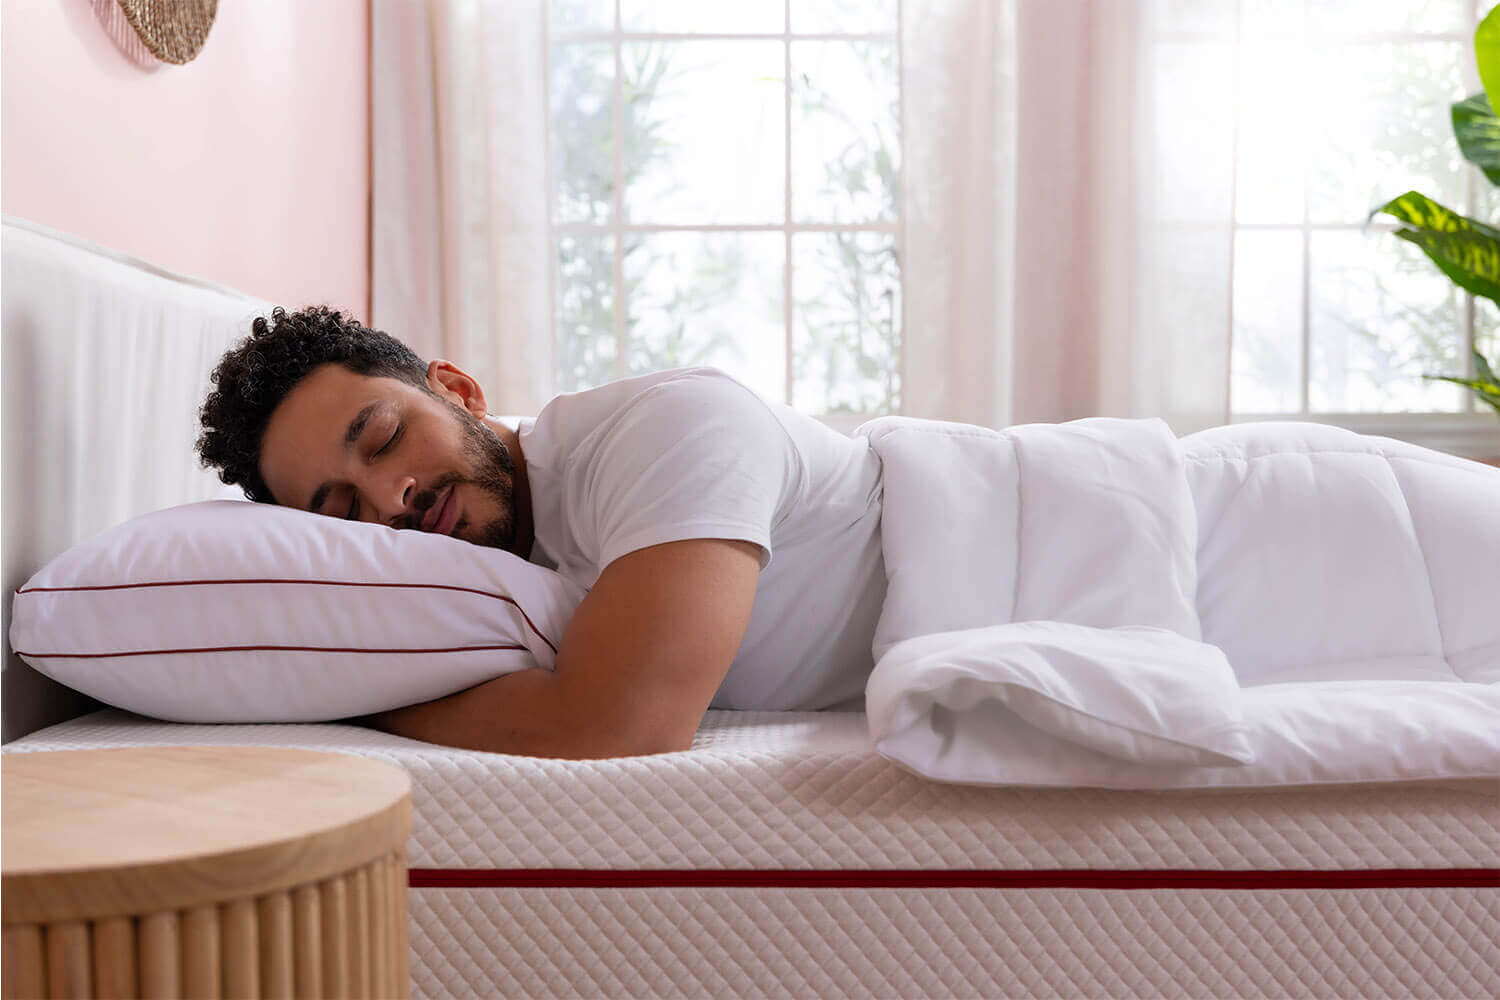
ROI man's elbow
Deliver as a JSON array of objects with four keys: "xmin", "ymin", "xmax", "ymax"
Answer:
[
  {"xmin": 465, "ymin": 693, "xmax": 694, "ymax": 760},
  {"xmin": 539, "ymin": 672, "xmax": 703, "ymax": 759},
  {"xmin": 520, "ymin": 726, "xmax": 692, "ymax": 760}
]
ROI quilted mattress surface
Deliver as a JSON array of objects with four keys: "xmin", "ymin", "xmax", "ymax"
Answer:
[
  {"xmin": 10, "ymin": 709, "xmax": 1496, "ymax": 999},
  {"xmin": 5, "ymin": 707, "xmax": 1496, "ymax": 875}
]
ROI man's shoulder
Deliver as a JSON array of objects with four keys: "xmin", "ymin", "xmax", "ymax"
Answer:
[
  {"xmin": 529, "ymin": 366, "xmax": 770, "ymax": 458},
  {"xmin": 603, "ymin": 365, "xmax": 758, "ymax": 410},
  {"xmin": 538, "ymin": 365, "xmax": 741, "ymax": 419}
]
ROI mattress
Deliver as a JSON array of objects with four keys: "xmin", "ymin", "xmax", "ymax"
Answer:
[{"xmin": 6, "ymin": 707, "xmax": 1497, "ymax": 999}]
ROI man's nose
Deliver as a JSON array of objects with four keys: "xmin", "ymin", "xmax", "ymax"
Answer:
[{"xmin": 376, "ymin": 474, "xmax": 418, "ymax": 527}]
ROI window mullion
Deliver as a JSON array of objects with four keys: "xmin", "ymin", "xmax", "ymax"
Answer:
[
  {"xmin": 613, "ymin": 3, "xmax": 625, "ymax": 381},
  {"xmin": 1300, "ymin": 1, "xmax": 1312, "ymax": 415},
  {"xmin": 896, "ymin": 0, "xmax": 906, "ymax": 415},
  {"xmin": 1225, "ymin": 0, "xmax": 1243, "ymax": 415},
  {"xmin": 553, "ymin": 31, "xmax": 895, "ymax": 43},
  {"xmin": 556, "ymin": 222, "xmax": 899, "ymax": 233},
  {"xmin": 784, "ymin": 2, "xmax": 794, "ymax": 407},
  {"xmin": 1465, "ymin": 0, "xmax": 1480, "ymax": 408},
  {"xmin": 543, "ymin": 4, "xmax": 557, "ymax": 397}
]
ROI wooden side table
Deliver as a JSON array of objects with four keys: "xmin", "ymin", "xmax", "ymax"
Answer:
[{"xmin": 2, "ymin": 746, "xmax": 412, "ymax": 999}]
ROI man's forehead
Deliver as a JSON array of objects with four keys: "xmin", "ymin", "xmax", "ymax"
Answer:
[
  {"xmin": 287, "ymin": 365, "xmax": 414, "ymax": 425},
  {"xmin": 260, "ymin": 366, "xmax": 401, "ymax": 504},
  {"xmin": 304, "ymin": 362, "xmax": 381, "ymax": 400}
]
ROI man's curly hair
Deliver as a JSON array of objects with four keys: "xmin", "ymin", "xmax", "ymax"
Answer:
[{"xmin": 196, "ymin": 305, "xmax": 433, "ymax": 505}]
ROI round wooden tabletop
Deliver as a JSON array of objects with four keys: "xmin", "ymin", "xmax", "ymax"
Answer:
[{"xmin": 2, "ymin": 745, "xmax": 413, "ymax": 925}]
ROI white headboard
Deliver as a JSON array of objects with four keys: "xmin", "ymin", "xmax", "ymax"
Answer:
[{"xmin": 2, "ymin": 216, "xmax": 275, "ymax": 742}]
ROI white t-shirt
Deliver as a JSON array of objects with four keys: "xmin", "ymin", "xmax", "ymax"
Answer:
[{"xmin": 516, "ymin": 366, "xmax": 886, "ymax": 711}]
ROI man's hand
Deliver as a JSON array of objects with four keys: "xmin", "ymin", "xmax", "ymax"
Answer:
[{"xmin": 353, "ymin": 537, "xmax": 763, "ymax": 758}]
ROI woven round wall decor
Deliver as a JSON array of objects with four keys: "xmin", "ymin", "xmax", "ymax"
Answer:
[{"xmin": 93, "ymin": 0, "xmax": 219, "ymax": 68}]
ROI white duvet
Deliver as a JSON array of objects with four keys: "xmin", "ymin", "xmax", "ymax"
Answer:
[{"xmin": 855, "ymin": 416, "xmax": 1500, "ymax": 788}]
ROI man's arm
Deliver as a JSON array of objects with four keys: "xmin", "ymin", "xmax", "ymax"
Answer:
[{"xmin": 352, "ymin": 537, "xmax": 762, "ymax": 758}]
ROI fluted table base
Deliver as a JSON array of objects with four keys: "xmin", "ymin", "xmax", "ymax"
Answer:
[{"xmin": 3, "ymin": 849, "xmax": 409, "ymax": 1000}]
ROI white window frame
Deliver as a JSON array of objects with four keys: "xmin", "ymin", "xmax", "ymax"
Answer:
[
  {"xmin": 1192, "ymin": 0, "xmax": 1500, "ymax": 460},
  {"xmin": 546, "ymin": 1, "xmax": 906, "ymax": 433}
]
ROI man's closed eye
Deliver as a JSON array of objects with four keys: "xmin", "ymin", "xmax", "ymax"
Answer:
[{"xmin": 345, "ymin": 425, "xmax": 402, "ymax": 520}]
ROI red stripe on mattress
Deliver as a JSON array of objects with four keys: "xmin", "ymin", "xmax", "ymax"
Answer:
[
  {"xmin": 407, "ymin": 868, "xmax": 1500, "ymax": 890},
  {"xmin": 15, "ymin": 577, "xmax": 558, "ymax": 653}
]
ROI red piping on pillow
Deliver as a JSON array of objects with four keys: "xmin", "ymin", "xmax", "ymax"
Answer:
[
  {"xmin": 15, "ymin": 577, "xmax": 559, "ymax": 653},
  {"xmin": 13, "ymin": 643, "xmax": 530, "ymax": 659}
]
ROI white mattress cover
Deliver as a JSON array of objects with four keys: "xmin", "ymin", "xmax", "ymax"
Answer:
[
  {"xmin": 5, "ymin": 708, "xmax": 1496, "ymax": 874},
  {"xmin": 406, "ymin": 885, "xmax": 1499, "ymax": 1000}
]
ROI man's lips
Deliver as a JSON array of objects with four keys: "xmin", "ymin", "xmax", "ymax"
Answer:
[{"xmin": 422, "ymin": 486, "xmax": 454, "ymax": 532}]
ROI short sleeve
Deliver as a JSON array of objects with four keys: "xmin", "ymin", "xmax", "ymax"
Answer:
[{"xmin": 582, "ymin": 373, "xmax": 792, "ymax": 573}]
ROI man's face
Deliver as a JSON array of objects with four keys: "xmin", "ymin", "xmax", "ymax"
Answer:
[{"xmin": 258, "ymin": 362, "xmax": 517, "ymax": 551}]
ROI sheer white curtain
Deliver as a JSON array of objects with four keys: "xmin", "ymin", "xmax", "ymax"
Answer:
[
  {"xmin": 371, "ymin": 0, "xmax": 1237, "ymax": 433},
  {"xmin": 900, "ymin": 0, "xmax": 1020, "ymax": 430},
  {"xmin": 1098, "ymin": 0, "xmax": 1238, "ymax": 433},
  {"xmin": 1017, "ymin": 0, "xmax": 1236, "ymax": 432},
  {"xmin": 371, "ymin": 0, "xmax": 554, "ymax": 416}
]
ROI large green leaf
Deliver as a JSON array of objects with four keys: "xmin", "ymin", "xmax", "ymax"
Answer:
[
  {"xmin": 1452, "ymin": 93, "xmax": 1500, "ymax": 186},
  {"xmin": 1479, "ymin": 5, "xmax": 1500, "ymax": 113},
  {"xmin": 1476, "ymin": 347, "xmax": 1498, "ymax": 385},
  {"xmin": 1422, "ymin": 375, "xmax": 1500, "ymax": 414},
  {"xmin": 1424, "ymin": 349, "xmax": 1500, "ymax": 416},
  {"xmin": 1372, "ymin": 191, "xmax": 1500, "ymax": 303},
  {"xmin": 1374, "ymin": 190, "xmax": 1500, "ymax": 237},
  {"xmin": 1392, "ymin": 228, "xmax": 1500, "ymax": 302}
]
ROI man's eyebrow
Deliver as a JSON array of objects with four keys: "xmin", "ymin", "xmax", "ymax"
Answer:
[{"xmin": 308, "ymin": 401, "xmax": 382, "ymax": 513}]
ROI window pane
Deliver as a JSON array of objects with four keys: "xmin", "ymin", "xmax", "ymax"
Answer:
[
  {"xmin": 1307, "ymin": 42, "xmax": 1466, "ymax": 225},
  {"xmin": 624, "ymin": 232, "xmax": 786, "ymax": 402},
  {"xmin": 548, "ymin": 0, "xmax": 612, "ymax": 33},
  {"xmin": 556, "ymin": 234, "xmax": 619, "ymax": 392},
  {"xmin": 1232, "ymin": 231, "xmax": 1304, "ymax": 412},
  {"xmin": 621, "ymin": 0, "xmax": 783, "ymax": 34},
  {"xmin": 1309, "ymin": 230, "xmax": 1465, "ymax": 411},
  {"xmin": 1151, "ymin": 41, "xmax": 1236, "ymax": 224},
  {"xmin": 1242, "ymin": 0, "xmax": 1305, "ymax": 36},
  {"xmin": 792, "ymin": 0, "xmax": 897, "ymax": 35},
  {"xmin": 792, "ymin": 232, "xmax": 901, "ymax": 415},
  {"xmin": 623, "ymin": 42, "xmax": 785, "ymax": 225},
  {"xmin": 1308, "ymin": 0, "xmax": 1467, "ymax": 35},
  {"xmin": 1236, "ymin": 40, "xmax": 1306, "ymax": 225},
  {"xmin": 792, "ymin": 41, "xmax": 899, "ymax": 224},
  {"xmin": 1148, "ymin": 0, "xmax": 1236, "ymax": 34},
  {"xmin": 1146, "ymin": 229, "xmax": 1234, "ymax": 418},
  {"xmin": 550, "ymin": 44, "xmax": 615, "ymax": 226},
  {"xmin": 1479, "ymin": 173, "xmax": 1500, "ymax": 220}
]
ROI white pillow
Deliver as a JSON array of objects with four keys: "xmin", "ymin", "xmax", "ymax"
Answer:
[
  {"xmin": 8, "ymin": 500, "xmax": 586, "ymax": 723},
  {"xmin": 866, "ymin": 621, "xmax": 1255, "ymax": 773}
]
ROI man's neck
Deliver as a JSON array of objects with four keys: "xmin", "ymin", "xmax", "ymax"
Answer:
[{"xmin": 484, "ymin": 415, "xmax": 535, "ymax": 561}]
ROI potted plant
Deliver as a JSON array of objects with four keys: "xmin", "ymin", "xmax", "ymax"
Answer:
[{"xmin": 1371, "ymin": 5, "xmax": 1500, "ymax": 417}]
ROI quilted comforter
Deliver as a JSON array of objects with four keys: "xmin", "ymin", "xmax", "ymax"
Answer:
[{"xmin": 855, "ymin": 416, "xmax": 1500, "ymax": 788}]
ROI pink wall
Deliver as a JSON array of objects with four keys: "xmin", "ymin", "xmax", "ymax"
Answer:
[{"xmin": 2, "ymin": 0, "xmax": 370, "ymax": 317}]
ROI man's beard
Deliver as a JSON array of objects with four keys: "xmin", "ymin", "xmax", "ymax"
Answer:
[{"xmin": 448, "ymin": 402, "xmax": 517, "ymax": 552}]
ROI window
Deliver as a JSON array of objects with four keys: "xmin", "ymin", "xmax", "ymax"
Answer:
[
  {"xmin": 546, "ymin": 0, "xmax": 903, "ymax": 420},
  {"xmin": 1219, "ymin": 0, "xmax": 1497, "ymax": 451}
]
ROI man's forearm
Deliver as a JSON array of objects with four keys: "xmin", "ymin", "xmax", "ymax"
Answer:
[
  {"xmin": 352, "ymin": 666, "xmax": 666, "ymax": 759},
  {"xmin": 350, "ymin": 535, "xmax": 762, "ymax": 759}
]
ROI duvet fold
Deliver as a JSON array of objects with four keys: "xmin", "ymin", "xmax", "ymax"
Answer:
[{"xmin": 855, "ymin": 416, "xmax": 1500, "ymax": 788}]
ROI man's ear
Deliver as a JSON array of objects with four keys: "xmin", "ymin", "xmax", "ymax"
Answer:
[{"xmin": 427, "ymin": 360, "xmax": 488, "ymax": 417}]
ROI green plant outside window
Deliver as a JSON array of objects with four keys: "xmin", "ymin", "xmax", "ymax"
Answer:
[{"xmin": 1371, "ymin": 6, "xmax": 1500, "ymax": 416}]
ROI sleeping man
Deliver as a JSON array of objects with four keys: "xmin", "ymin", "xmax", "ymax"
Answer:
[{"xmin": 196, "ymin": 304, "xmax": 886, "ymax": 759}]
